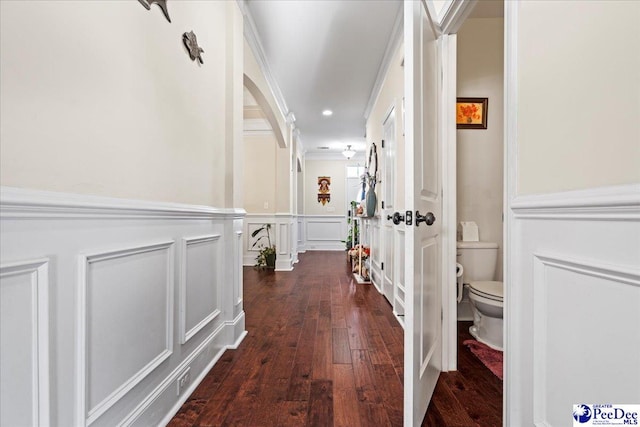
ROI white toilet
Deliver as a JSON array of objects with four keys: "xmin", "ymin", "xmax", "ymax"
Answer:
[{"xmin": 457, "ymin": 241, "xmax": 503, "ymax": 351}]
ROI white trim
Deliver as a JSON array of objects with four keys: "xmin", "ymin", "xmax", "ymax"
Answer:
[
  {"xmin": 304, "ymin": 151, "xmax": 366, "ymax": 161},
  {"xmin": 0, "ymin": 187, "xmax": 245, "ymax": 220},
  {"xmin": 504, "ymin": 2, "xmax": 519, "ymax": 425},
  {"xmin": 364, "ymin": 6, "xmax": 404, "ymax": 120},
  {"xmin": 439, "ymin": 0, "xmax": 478, "ymax": 35},
  {"xmin": 77, "ymin": 241, "xmax": 175, "ymax": 426},
  {"xmin": 122, "ymin": 312, "xmax": 247, "ymax": 427},
  {"xmin": 511, "ymin": 184, "xmax": 640, "ymax": 220},
  {"xmin": 531, "ymin": 253, "xmax": 640, "ymax": 425},
  {"xmin": 236, "ymin": 0, "xmax": 290, "ymax": 122},
  {"xmin": 441, "ymin": 33, "xmax": 458, "ymax": 372},
  {"xmin": 234, "ymin": 231, "xmax": 244, "ymax": 306},
  {"xmin": 180, "ymin": 234, "xmax": 223, "ymax": 345},
  {"xmin": 0, "ymin": 258, "xmax": 50, "ymax": 427}
]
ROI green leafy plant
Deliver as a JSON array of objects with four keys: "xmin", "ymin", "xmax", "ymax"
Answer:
[
  {"xmin": 251, "ymin": 223, "xmax": 276, "ymax": 268},
  {"xmin": 343, "ymin": 201, "xmax": 360, "ymax": 250}
]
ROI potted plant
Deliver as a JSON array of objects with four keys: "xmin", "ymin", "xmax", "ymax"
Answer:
[{"xmin": 251, "ymin": 223, "xmax": 276, "ymax": 268}]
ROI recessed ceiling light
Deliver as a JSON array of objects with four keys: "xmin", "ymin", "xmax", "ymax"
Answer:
[{"xmin": 322, "ymin": 110, "xmax": 333, "ymax": 116}]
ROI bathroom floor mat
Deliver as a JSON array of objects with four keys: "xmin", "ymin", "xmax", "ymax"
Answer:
[{"xmin": 463, "ymin": 339, "xmax": 503, "ymax": 380}]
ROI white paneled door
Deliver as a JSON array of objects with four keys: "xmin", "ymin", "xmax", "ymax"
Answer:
[
  {"xmin": 382, "ymin": 106, "xmax": 396, "ymax": 305},
  {"xmin": 404, "ymin": 0, "xmax": 442, "ymax": 425}
]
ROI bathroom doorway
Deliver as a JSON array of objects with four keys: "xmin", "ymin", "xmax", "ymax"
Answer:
[{"xmin": 451, "ymin": 1, "xmax": 505, "ymax": 368}]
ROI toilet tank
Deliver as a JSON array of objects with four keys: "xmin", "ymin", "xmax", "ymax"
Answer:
[{"xmin": 457, "ymin": 241, "xmax": 499, "ymax": 282}]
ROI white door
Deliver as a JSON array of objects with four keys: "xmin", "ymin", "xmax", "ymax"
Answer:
[
  {"xmin": 382, "ymin": 107, "xmax": 396, "ymax": 304},
  {"xmin": 403, "ymin": 0, "xmax": 442, "ymax": 425}
]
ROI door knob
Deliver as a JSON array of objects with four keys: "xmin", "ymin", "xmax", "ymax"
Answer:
[
  {"xmin": 415, "ymin": 211, "xmax": 435, "ymax": 226},
  {"xmin": 391, "ymin": 212, "xmax": 405, "ymax": 225}
]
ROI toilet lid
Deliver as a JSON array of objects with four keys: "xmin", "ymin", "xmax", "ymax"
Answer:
[{"xmin": 469, "ymin": 281, "xmax": 503, "ymax": 300}]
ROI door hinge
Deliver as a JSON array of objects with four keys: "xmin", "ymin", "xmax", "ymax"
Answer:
[
  {"xmin": 381, "ymin": 139, "xmax": 385, "ymax": 148},
  {"xmin": 381, "ymin": 262, "xmax": 384, "ymax": 271}
]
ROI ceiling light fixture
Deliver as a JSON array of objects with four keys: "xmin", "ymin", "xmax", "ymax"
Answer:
[
  {"xmin": 322, "ymin": 109, "xmax": 333, "ymax": 116},
  {"xmin": 342, "ymin": 145, "xmax": 356, "ymax": 159}
]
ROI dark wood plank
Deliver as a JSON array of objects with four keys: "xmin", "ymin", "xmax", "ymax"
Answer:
[
  {"xmin": 171, "ymin": 252, "xmax": 501, "ymax": 427},
  {"xmin": 332, "ymin": 328, "xmax": 352, "ymax": 364},
  {"xmin": 332, "ymin": 364, "xmax": 361, "ymax": 427},
  {"xmin": 307, "ymin": 379, "xmax": 333, "ymax": 427}
]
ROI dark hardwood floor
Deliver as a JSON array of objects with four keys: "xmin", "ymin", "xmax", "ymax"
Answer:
[{"xmin": 169, "ymin": 251, "xmax": 501, "ymax": 427}]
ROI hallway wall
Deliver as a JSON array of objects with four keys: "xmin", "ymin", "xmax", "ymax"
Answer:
[
  {"xmin": 516, "ymin": 1, "xmax": 640, "ymax": 194},
  {"xmin": 0, "ymin": 2, "xmax": 247, "ymax": 426},
  {"xmin": 506, "ymin": 1, "xmax": 640, "ymax": 425},
  {"xmin": 243, "ymin": 134, "xmax": 277, "ymax": 214},
  {"xmin": 304, "ymin": 159, "xmax": 348, "ymax": 216},
  {"xmin": 457, "ymin": 18, "xmax": 504, "ymax": 280},
  {"xmin": 0, "ymin": 1, "xmax": 242, "ymax": 207}
]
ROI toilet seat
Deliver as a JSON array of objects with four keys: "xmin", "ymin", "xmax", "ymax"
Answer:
[{"xmin": 469, "ymin": 281, "xmax": 503, "ymax": 302}]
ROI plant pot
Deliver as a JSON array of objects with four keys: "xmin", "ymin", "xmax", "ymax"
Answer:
[
  {"xmin": 266, "ymin": 253, "xmax": 276, "ymax": 269},
  {"xmin": 365, "ymin": 188, "xmax": 377, "ymax": 217}
]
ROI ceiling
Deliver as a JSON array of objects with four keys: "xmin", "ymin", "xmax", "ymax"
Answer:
[
  {"xmin": 242, "ymin": 0, "xmax": 502, "ymax": 157},
  {"xmin": 244, "ymin": 0, "xmax": 402, "ymax": 157}
]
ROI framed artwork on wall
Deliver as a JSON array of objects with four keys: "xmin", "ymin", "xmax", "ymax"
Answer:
[{"xmin": 456, "ymin": 97, "xmax": 488, "ymax": 129}]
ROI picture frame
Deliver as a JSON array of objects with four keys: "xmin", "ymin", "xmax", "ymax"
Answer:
[{"xmin": 456, "ymin": 97, "xmax": 488, "ymax": 129}]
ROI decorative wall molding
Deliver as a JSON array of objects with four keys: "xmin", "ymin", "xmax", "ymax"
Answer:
[
  {"xmin": 1, "ymin": 188, "xmax": 246, "ymax": 426},
  {"xmin": 78, "ymin": 241, "xmax": 175, "ymax": 426},
  {"xmin": 180, "ymin": 235, "xmax": 222, "ymax": 345},
  {"xmin": 363, "ymin": 6, "xmax": 404, "ymax": 120},
  {"xmin": 0, "ymin": 187, "xmax": 245, "ymax": 220},
  {"xmin": 532, "ymin": 253, "xmax": 640, "ymax": 426},
  {"xmin": 439, "ymin": 0, "xmax": 477, "ymax": 35},
  {"xmin": 234, "ymin": 231, "xmax": 243, "ymax": 306},
  {"xmin": 123, "ymin": 312, "xmax": 246, "ymax": 427},
  {"xmin": 244, "ymin": 213, "xmax": 295, "ymax": 270},
  {"xmin": 303, "ymin": 215, "xmax": 347, "ymax": 251},
  {"xmin": 0, "ymin": 258, "xmax": 50, "ymax": 427},
  {"xmin": 511, "ymin": 184, "xmax": 640, "ymax": 220},
  {"xmin": 236, "ymin": 0, "xmax": 290, "ymax": 121}
]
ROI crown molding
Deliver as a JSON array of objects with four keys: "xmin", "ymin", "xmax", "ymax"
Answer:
[
  {"xmin": 440, "ymin": 0, "xmax": 478, "ymax": 35},
  {"xmin": 304, "ymin": 151, "xmax": 366, "ymax": 161},
  {"xmin": 364, "ymin": 6, "xmax": 404, "ymax": 121},
  {"xmin": 237, "ymin": 0, "xmax": 291, "ymax": 122}
]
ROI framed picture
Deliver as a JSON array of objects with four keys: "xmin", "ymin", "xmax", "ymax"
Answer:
[{"xmin": 456, "ymin": 97, "xmax": 488, "ymax": 129}]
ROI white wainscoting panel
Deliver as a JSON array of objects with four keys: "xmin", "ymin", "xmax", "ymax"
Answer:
[
  {"xmin": 532, "ymin": 254, "xmax": 640, "ymax": 427},
  {"xmin": 234, "ymin": 231, "xmax": 243, "ymax": 307},
  {"xmin": 0, "ymin": 187, "xmax": 246, "ymax": 427},
  {"xmin": 371, "ymin": 218, "xmax": 382, "ymax": 292},
  {"xmin": 297, "ymin": 217, "xmax": 305, "ymax": 252},
  {"xmin": 0, "ymin": 259, "xmax": 49, "ymax": 427},
  {"xmin": 180, "ymin": 235, "xmax": 222, "ymax": 344},
  {"xmin": 394, "ymin": 228, "xmax": 406, "ymax": 319},
  {"xmin": 243, "ymin": 214, "xmax": 295, "ymax": 271},
  {"xmin": 79, "ymin": 241, "xmax": 175, "ymax": 425},
  {"xmin": 506, "ymin": 184, "xmax": 640, "ymax": 426},
  {"xmin": 303, "ymin": 215, "xmax": 347, "ymax": 251}
]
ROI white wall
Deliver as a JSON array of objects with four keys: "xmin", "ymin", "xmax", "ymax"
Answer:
[
  {"xmin": 0, "ymin": 1, "xmax": 247, "ymax": 425},
  {"xmin": 303, "ymin": 159, "xmax": 349, "ymax": 216},
  {"xmin": 516, "ymin": 1, "xmax": 640, "ymax": 195},
  {"xmin": 457, "ymin": 18, "xmax": 504, "ymax": 279},
  {"xmin": 243, "ymin": 134, "xmax": 277, "ymax": 213},
  {"xmin": 366, "ymin": 44, "xmax": 406, "ymax": 210},
  {"xmin": 506, "ymin": 1, "xmax": 640, "ymax": 425},
  {"xmin": 0, "ymin": 1, "xmax": 242, "ymax": 207}
]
